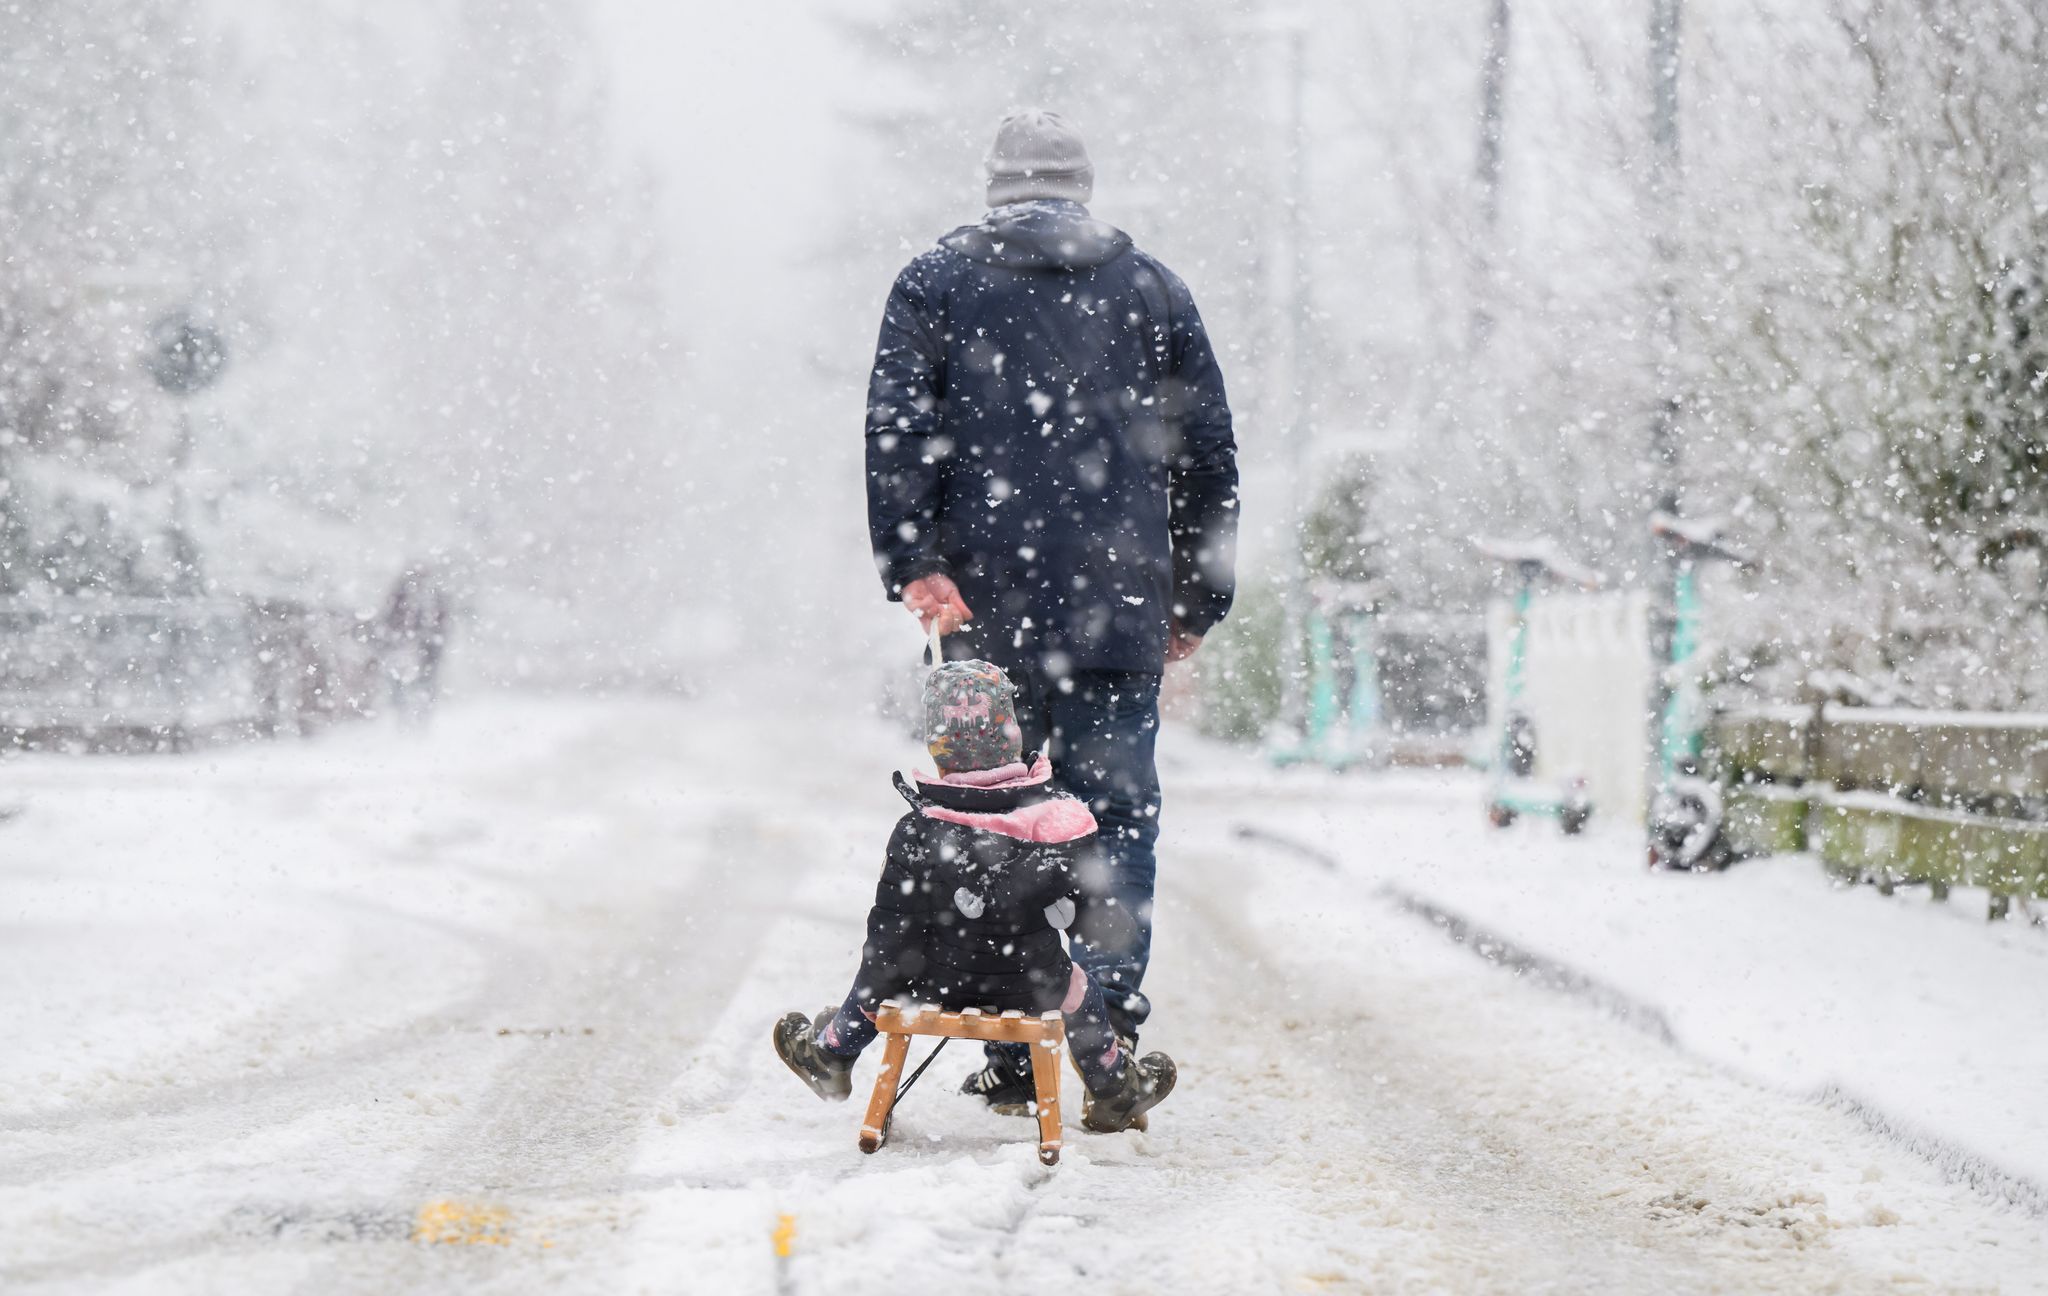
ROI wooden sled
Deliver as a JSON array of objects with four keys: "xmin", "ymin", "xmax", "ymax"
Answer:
[{"xmin": 859, "ymin": 1000, "xmax": 1066, "ymax": 1166}]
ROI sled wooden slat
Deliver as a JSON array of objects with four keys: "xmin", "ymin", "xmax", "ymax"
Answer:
[
  {"xmin": 860, "ymin": 1000, "xmax": 1066, "ymax": 1166},
  {"xmin": 875, "ymin": 1001, "xmax": 1067, "ymax": 1045}
]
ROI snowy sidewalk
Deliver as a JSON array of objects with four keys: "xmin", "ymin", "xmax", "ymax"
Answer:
[{"xmin": 1197, "ymin": 757, "xmax": 2048, "ymax": 1205}]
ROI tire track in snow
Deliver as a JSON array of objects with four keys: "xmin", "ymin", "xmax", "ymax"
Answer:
[
  {"xmin": 273, "ymin": 805, "xmax": 794, "ymax": 1293},
  {"xmin": 0, "ymin": 703, "xmax": 812, "ymax": 1290},
  {"xmin": 0, "ymin": 897, "xmax": 529, "ymax": 1155},
  {"xmin": 771, "ymin": 823, "xmax": 1860, "ymax": 1292},
  {"xmin": 1235, "ymin": 820, "xmax": 2048, "ymax": 1220},
  {"xmin": 413, "ymin": 808, "xmax": 785, "ymax": 1198},
  {"xmin": 1373, "ymin": 884, "xmax": 1680, "ymax": 1045},
  {"xmin": 1155, "ymin": 843, "xmax": 1937, "ymax": 1292}
]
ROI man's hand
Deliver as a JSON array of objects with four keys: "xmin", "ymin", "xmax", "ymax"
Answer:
[
  {"xmin": 1166, "ymin": 621, "xmax": 1204, "ymax": 663},
  {"xmin": 903, "ymin": 574, "xmax": 974, "ymax": 634}
]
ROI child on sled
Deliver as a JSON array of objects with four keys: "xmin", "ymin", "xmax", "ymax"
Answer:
[{"xmin": 773, "ymin": 659, "xmax": 1175, "ymax": 1134}]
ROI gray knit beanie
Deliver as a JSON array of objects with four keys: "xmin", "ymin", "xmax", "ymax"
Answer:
[
  {"xmin": 923, "ymin": 659, "xmax": 1023, "ymax": 774},
  {"xmin": 985, "ymin": 108, "xmax": 1094, "ymax": 207}
]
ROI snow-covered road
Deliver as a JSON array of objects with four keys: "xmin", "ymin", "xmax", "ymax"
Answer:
[{"xmin": 3, "ymin": 694, "xmax": 2041, "ymax": 1293}]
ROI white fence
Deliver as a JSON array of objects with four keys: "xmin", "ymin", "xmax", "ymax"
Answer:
[{"xmin": 1487, "ymin": 591, "xmax": 1651, "ymax": 826}]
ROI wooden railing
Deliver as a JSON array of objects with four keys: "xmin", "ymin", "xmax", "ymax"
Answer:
[{"xmin": 1711, "ymin": 703, "xmax": 2048, "ymax": 909}]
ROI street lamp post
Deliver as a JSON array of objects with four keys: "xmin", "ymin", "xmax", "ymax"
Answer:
[
  {"xmin": 1471, "ymin": 0, "xmax": 1512, "ymax": 352},
  {"xmin": 1272, "ymin": 18, "xmax": 1316, "ymax": 740},
  {"xmin": 1645, "ymin": 0, "xmax": 1685, "ymax": 819},
  {"xmin": 1220, "ymin": 10, "xmax": 1327, "ymax": 744},
  {"xmin": 1647, "ymin": 0, "xmax": 1683, "ymax": 516},
  {"xmin": 145, "ymin": 309, "xmax": 228, "ymax": 596}
]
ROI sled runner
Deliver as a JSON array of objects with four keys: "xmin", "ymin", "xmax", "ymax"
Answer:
[{"xmin": 859, "ymin": 1000, "xmax": 1068, "ymax": 1166}]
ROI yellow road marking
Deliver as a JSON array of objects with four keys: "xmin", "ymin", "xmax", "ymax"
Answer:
[
  {"xmin": 771, "ymin": 1213, "xmax": 797, "ymax": 1259},
  {"xmin": 413, "ymin": 1199, "xmax": 513, "ymax": 1247}
]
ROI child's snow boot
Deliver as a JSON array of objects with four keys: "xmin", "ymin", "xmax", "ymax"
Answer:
[
  {"xmin": 773, "ymin": 1009, "xmax": 854, "ymax": 1102},
  {"xmin": 1082, "ymin": 1050, "xmax": 1176, "ymax": 1133},
  {"xmin": 960, "ymin": 1045, "xmax": 1036, "ymax": 1116}
]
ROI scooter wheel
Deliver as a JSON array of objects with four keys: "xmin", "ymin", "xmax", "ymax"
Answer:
[
  {"xmin": 1560, "ymin": 806, "xmax": 1590, "ymax": 836},
  {"xmin": 1505, "ymin": 714, "xmax": 1539, "ymax": 778},
  {"xmin": 1487, "ymin": 803, "xmax": 1517, "ymax": 829},
  {"xmin": 1691, "ymin": 833, "xmax": 1734, "ymax": 873}
]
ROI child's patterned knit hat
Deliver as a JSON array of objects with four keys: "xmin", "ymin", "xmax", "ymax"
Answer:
[{"xmin": 923, "ymin": 659, "xmax": 1022, "ymax": 774}]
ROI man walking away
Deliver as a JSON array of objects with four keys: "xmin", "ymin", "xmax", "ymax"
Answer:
[{"xmin": 865, "ymin": 109, "xmax": 1239, "ymax": 1112}]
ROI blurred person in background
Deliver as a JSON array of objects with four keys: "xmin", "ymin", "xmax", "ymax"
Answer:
[{"xmin": 382, "ymin": 563, "xmax": 451, "ymax": 725}]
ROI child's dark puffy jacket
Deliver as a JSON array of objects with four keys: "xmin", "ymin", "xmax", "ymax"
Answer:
[{"xmin": 851, "ymin": 754, "xmax": 1099, "ymax": 1013}]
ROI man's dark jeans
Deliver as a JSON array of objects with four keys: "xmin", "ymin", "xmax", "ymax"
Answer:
[{"xmin": 1017, "ymin": 668, "xmax": 1163, "ymax": 1040}]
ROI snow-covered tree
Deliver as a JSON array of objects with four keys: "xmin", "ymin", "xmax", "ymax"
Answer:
[
  {"xmin": 2, "ymin": 0, "xmax": 686, "ymax": 677},
  {"xmin": 1683, "ymin": 0, "xmax": 2048, "ymax": 706},
  {"xmin": 0, "ymin": 0, "xmax": 251, "ymax": 595}
]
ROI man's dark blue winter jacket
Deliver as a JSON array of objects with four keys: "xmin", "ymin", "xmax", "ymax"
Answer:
[{"xmin": 865, "ymin": 200, "xmax": 1239, "ymax": 673}]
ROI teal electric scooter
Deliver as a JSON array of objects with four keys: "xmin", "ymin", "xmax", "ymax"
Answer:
[
  {"xmin": 1474, "ymin": 537, "xmax": 1599, "ymax": 834},
  {"xmin": 1271, "ymin": 580, "xmax": 1386, "ymax": 772},
  {"xmin": 1646, "ymin": 511, "xmax": 1753, "ymax": 871}
]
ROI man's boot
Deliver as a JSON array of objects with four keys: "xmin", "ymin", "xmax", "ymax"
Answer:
[
  {"xmin": 960, "ymin": 1042, "xmax": 1036, "ymax": 1116},
  {"xmin": 1082, "ymin": 1051, "xmax": 1176, "ymax": 1133}
]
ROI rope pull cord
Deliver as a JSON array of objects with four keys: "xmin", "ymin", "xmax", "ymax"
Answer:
[
  {"xmin": 899, "ymin": 620, "xmax": 946, "ymax": 800},
  {"xmin": 895, "ymin": 1036, "xmax": 950, "ymax": 1103},
  {"xmin": 889, "ymin": 622, "xmax": 953, "ymax": 1110}
]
